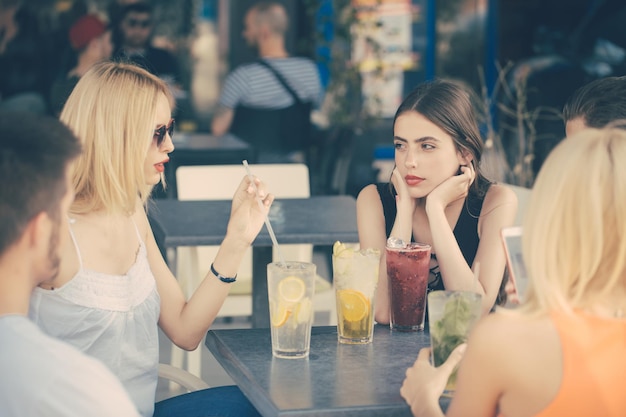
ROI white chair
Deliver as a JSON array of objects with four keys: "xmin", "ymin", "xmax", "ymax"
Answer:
[
  {"xmin": 506, "ymin": 184, "xmax": 531, "ymax": 226},
  {"xmin": 172, "ymin": 163, "xmax": 337, "ymax": 376},
  {"xmin": 158, "ymin": 363, "xmax": 209, "ymax": 393}
]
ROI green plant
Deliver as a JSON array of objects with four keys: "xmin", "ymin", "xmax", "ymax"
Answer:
[
  {"xmin": 302, "ymin": 1, "xmax": 386, "ymax": 195},
  {"xmin": 304, "ymin": 0, "xmax": 384, "ymax": 132}
]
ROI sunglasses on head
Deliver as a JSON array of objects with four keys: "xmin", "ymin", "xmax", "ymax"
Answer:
[
  {"xmin": 154, "ymin": 119, "xmax": 174, "ymax": 147},
  {"xmin": 127, "ymin": 18, "xmax": 152, "ymax": 28}
]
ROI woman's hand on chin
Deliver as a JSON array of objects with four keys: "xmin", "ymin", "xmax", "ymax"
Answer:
[
  {"xmin": 391, "ymin": 168, "xmax": 416, "ymax": 213},
  {"xmin": 426, "ymin": 164, "xmax": 474, "ymax": 213}
]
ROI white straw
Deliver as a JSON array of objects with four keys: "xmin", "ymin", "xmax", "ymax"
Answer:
[{"xmin": 242, "ymin": 160, "xmax": 285, "ymax": 265}]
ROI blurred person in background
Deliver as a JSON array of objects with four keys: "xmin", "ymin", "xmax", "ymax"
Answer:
[
  {"xmin": 112, "ymin": 2, "xmax": 181, "ymax": 93},
  {"xmin": 562, "ymin": 75, "xmax": 626, "ymax": 136},
  {"xmin": 49, "ymin": 13, "xmax": 112, "ymax": 116},
  {"xmin": 0, "ymin": 0, "xmax": 49, "ymax": 114},
  {"xmin": 505, "ymin": 74, "xmax": 626, "ymax": 305},
  {"xmin": 211, "ymin": 1, "xmax": 322, "ymax": 163},
  {"xmin": 107, "ymin": 0, "xmax": 142, "ymax": 53}
]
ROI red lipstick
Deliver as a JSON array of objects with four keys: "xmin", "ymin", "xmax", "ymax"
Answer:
[
  {"xmin": 154, "ymin": 158, "xmax": 169, "ymax": 173},
  {"xmin": 405, "ymin": 175, "xmax": 424, "ymax": 186}
]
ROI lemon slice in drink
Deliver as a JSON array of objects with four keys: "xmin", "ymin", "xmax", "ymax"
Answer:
[
  {"xmin": 333, "ymin": 241, "xmax": 354, "ymax": 258},
  {"xmin": 333, "ymin": 241, "xmax": 345, "ymax": 255},
  {"xmin": 295, "ymin": 297, "xmax": 312, "ymax": 324},
  {"xmin": 271, "ymin": 301, "xmax": 291, "ymax": 327},
  {"xmin": 278, "ymin": 276, "xmax": 306, "ymax": 303},
  {"xmin": 337, "ymin": 289, "xmax": 369, "ymax": 322}
]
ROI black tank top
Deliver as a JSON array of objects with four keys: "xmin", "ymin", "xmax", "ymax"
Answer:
[{"xmin": 375, "ymin": 182, "xmax": 488, "ymax": 292}]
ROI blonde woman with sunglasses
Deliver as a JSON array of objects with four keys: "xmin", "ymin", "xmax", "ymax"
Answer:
[{"xmin": 29, "ymin": 61, "xmax": 271, "ymax": 417}]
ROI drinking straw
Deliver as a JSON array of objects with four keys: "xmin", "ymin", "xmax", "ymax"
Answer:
[{"xmin": 242, "ymin": 160, "xmax": 285, "ymax": 265}]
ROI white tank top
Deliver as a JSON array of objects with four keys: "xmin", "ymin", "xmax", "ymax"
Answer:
[{"xmin": 29, "ymin": 219, "xmax": 161, "ymax": 417}]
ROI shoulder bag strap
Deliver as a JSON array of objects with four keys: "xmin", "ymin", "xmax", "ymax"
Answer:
[{"xmin": 257, "ymin": 59, "xmax": 303, "ymax": 104}]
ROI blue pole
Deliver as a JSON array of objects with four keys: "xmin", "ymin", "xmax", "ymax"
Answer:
[
  {"xmin": 425, "ymin": 0, "xmax": 436, "ymax": 80},
  {"xmin": 315, "ymin": 0, "xmax": 334, "ymax": 89},
  {"xmin": 485, "ymin": 0, "xmax": 499, "ymax": 116}
]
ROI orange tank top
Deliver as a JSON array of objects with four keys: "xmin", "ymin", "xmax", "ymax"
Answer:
[{"xmin": 532, "ymin": 311, "xmax": 626, "ymax": 417}]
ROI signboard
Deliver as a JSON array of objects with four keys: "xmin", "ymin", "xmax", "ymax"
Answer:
[{"xmin": 351, "ymin": 0, "xmax": 429, "ymax": 117}]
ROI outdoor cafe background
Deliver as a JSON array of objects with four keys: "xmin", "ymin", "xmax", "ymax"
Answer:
[
  {"xmin": 33, "ymin": 0, "xmax": 626, "ymax": 191},
  {"xmin": 194, "ymin": 0, "xmax": 626, "ymax": 192},
  {"xmin": 218, "ymin": 0, "xmax": 492, "ymax": 195}
]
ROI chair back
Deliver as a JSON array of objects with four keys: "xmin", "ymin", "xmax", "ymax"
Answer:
[
  {"xmin": 175, "ymin": 164, "xmax": 316, "ymax": 300},
  {"xmin": 177, "ymin": 163, "xmax": 310, "ymax": 200},
  {"xmin": 507, "ymin": 184, "xmax": 531, "ymax": 226},
  {"xmin": 170, "ymin": 164, "xmax": 333, "ymax": 379}
]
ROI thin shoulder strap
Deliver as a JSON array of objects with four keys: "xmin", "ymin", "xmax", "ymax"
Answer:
[
  {"xmin": 67, "ymin": 218, "xmax": 84, "ymax": 270},
  {"xmin": 130, "ymin": 217, "xmax": 145, "ymax": 247},
  {"xmin": 257, "ymin": 59, "xmax": 302, "ymax": 104}
]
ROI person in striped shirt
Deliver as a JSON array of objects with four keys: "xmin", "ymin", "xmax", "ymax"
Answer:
[{"xmin": 212, "ymin": 2, "xmax": 323, "ymax": 162}]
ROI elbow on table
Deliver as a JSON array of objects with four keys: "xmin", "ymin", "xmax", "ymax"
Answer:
[
  {"xmin": 211, "ymin": 110, "xmax": 233, "ymax": 137},
  {"xmin": 170, "ymin": 334, "xmax": 202, "ymax": 352},
  {"xmin": 211, "ymin": 123, "xmax": 227, "ymax": 137},
  {"xmin": 375, "ymin": 310, "xmax": 390, "ymax": 325},
  {"xmin": 481, "ymin": 293, "xmax": 499, "ymax": 316}
]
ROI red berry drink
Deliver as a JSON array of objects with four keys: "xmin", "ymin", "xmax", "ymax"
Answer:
[{"xmin": 386, "ymin": 242, "xmax": 431, "ymax": 331}]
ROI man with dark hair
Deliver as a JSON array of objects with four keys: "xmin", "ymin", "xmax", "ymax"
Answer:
[
  {"xmin": 562, "ymin": 75, "xmax": 626, "ymax": 136},
  {"xmin": 0, "ymin": 111, "xmax": 139, "ymax": 416},
  {"xmin": 212, "ymin": 1, "xmax": 322, "ymax": 162},
  {"xmin": 112, "ymin": 2, "xmax": 180, "ymax": 88}
]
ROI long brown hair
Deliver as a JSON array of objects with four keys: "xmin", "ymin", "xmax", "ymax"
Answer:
[{"xmin": 393, "ymin": 78, "xmax": 491, "ymax": 197}]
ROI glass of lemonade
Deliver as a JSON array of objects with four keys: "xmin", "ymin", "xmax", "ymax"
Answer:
[
  {"xmin": 428, "ymin": 290, "xmax": 482, "ymax": 393},
  {"xmin": 267, "ymin": 261, "xmax": 316, "ymax": 359},
  {"xmin": 332, "ymin": 242, "xmax": 380, "ymax": 344},
  {"xmin": 386, "ymin": 240, "xmax": 431, "ymax": 331}
]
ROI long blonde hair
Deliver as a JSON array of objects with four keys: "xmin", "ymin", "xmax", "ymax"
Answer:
[
  {"xmin": 523, "ymin": 127, "xmax": 626, "ymax": 314},
  {"xmin": 60, "ymin": 61, "xmax": 172, "ymax": 215}
]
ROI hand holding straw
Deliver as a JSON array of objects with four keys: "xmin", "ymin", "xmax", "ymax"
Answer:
[{"xmin": 242, "ymin": 160, "xmax": 285, "ymax": 265}]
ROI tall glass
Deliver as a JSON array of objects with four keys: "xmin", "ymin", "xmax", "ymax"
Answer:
[
  {"xmin": 386, "ymin": 242, "xmax": 431, "ymax": 331},
  {"xmin": 267, "ymin": 261, "xmax": 316, "ymax": 359},
  {"xmin": 332, "ymin": 242, "xmax": 380, "ymax": 344},
  {"xmin": 428, "ymin": 290, "xmax": 482, "ymax": 393}
]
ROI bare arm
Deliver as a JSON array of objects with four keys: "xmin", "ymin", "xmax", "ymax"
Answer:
[
  {"xmin": 446, "ymin": 314, "xmax": 516, "ymax": 417},
  {"xmin": 359, "ymin": 170, "xmax": 421, "ymax": 324},
  {"xmin": 402, "ymin": 308, "xmax": 561, "ymax": 417},
  {"xmin": 356, "ymin": 184, "xmax": 392, "ymax": 324},
  {"xmin": 147, "ymin": 176, "xmax": 273, "ymax": 350},
  {"xmin": 449, "ymin": 311, "xmax": 562, "ymax": 417},
  {"xmin": 401, "ymin": 345, "xmax": 466, "ymax": 417},
  {"xmin": 402, "ymin": 313, "xmax": 522, "ymax": 417},
  {"xmin": 427, "ymin": 177, "xmax": 517, "ymax": 314},
  {"xmin": 211, "ymin": 105, "xmax": 234, "ymax": 136},
  {"xmin": 389, "ymin": 168, "xmax": 417, "ymax": 243}
]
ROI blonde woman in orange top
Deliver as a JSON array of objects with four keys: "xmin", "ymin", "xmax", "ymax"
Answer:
[{"xmin": 401, "ymin": 125, "xmax": 626, "ymax": 417}]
